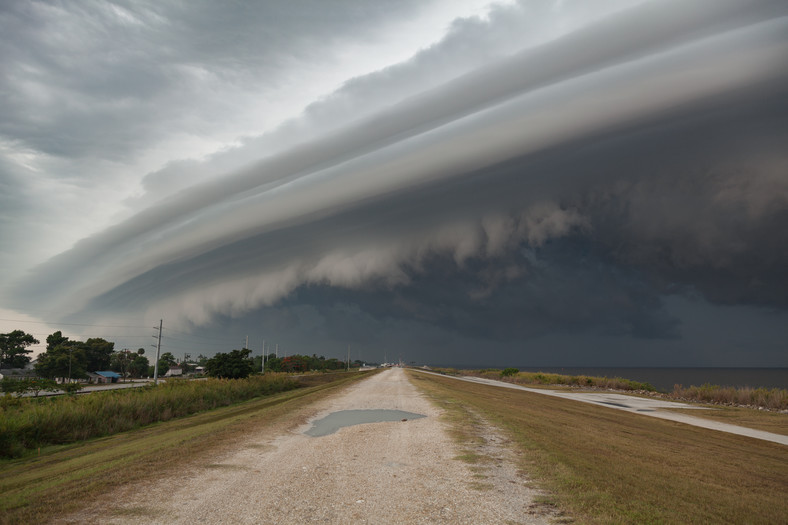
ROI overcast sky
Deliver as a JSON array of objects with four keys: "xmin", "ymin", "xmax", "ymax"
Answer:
[{"xmin": 1, "ymin": 0, "xmax": 787, "ymax": 367}]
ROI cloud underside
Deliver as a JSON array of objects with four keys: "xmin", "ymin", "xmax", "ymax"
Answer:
[{"xmin": 12, "ymin": 1, "xmax": 788, "ymax": 343}]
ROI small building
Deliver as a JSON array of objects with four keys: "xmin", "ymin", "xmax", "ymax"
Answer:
[
  {"xmin": 0, "ymin": 368, "xmax": 38, "ymax": 381},
  {"xmin": 164, "ymin": 366, "xmax": 183, "ymax": 377},
  {"xmin": 95, "ymin": 371, "xmax": 121, "ymax": 383}
]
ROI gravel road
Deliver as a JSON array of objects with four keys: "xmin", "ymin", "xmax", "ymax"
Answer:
[{"xmin": 63, "ymin": 368, "xmax": 549, "ymax": 524}]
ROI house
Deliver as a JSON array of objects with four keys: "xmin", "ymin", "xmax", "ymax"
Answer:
[
  {"xmin": 0, "ymin": 368, "xmax": 38, "ymax": 381},
  {"xmin": 94, "ymin": 371, "xmax": 121, "ymax": 383},
  {"xmin": 164, "ymin": 366, "xmax": 183, "ymax": 377}
]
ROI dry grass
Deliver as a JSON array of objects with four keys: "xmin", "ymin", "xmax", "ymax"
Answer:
[
  {"xmin": 439, "ymin": 368, "xmax": 656, "ymax": 392},
  {"xmin": 664, "ymin": 405, "xmax": 788, "ymax": 436},
  {"xmin": 409, "ymin": 370, "xmax": 788, "ymax": 525},
  {"xmin": 0, "ymin": 371, "xmax": 373, "ymax": 525},
  {"xmin": 671, "ymin": 383, "xmax": 788, "ymax": 410}
]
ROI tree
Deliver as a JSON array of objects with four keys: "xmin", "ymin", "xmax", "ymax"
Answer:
[
  {"xmin": 83, "ymin": 338, "xmax": 114, "ymax": 371},
  {"xmin": 264, "ymin": 353, "xmax": 282, "ymax": 373},
  {"xmin": 24, "ymin": 377, "xmax": 59, "ymax": 397},
  {"xmin": 0, "ymin": 330, "xmax": 39, "ymax": 369},
  {"xmin": 35, "ymin": 338, "xmax": 87, "ymax": 382},
  {"xmin": 158, "ymin": 352, "xmax": 177, "ymax": 374},
  {"xmin": 129, "ymin": 355, "xmax": 150, "ymax": 378},
  {"xmin": 110, "ymin": 349, "xmax": 134, "ymax": 380},
  {"xmin": 281, "ymin": 355, "xmax": 309, "ymax": 373},
  {"xmin": 206, "ymin": 349, "xmax": 254, "ymax": 379},
  {"xmin": 46, "ymin": 331, "xmax": 69, "ymax": 352}
]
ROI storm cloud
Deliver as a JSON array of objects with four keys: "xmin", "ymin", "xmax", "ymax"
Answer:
[{"xmin": 2, "ymin": 0, "xmax": 787, "ymax": 365}]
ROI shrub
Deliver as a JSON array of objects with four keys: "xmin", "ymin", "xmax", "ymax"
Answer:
[
  {"xmin": 0, "ymin": 374, "xmax": 300, "ymax": 458},
  {"xmin": 501, "ymin": 368, "xmax": 519, "ymax": 377}
]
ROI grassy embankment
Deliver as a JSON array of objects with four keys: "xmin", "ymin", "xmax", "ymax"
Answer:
[
  {"xmin": 440, "ymin": 368, "xmax": 788, "ymax": 410},
  {"xmin": 0, "ymin": 374, "xmax": 301, "ymax": 458},
  {"xmin": 0, "ymin": 370, "xmax": 375, "ymax": 524},
  {"xmin": 409, "ymin": 370, "xmax": 788, "ymax": 525}
]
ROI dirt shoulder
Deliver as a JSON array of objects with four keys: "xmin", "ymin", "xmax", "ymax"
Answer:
[{"xmin": 60, "ymin": 368, "xmax": 546, "ymax": 524}]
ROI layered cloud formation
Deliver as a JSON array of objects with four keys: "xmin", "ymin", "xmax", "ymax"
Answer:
[{"xmin": 2, "ymin": 0, "xmax": 787, "ymax": 364}]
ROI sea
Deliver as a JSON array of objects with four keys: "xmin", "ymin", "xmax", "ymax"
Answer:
[{"xmin": 508, "ymin": 367, "xmax": 788, "ymax": 392}]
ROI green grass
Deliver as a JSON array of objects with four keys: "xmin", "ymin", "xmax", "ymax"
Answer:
[
  {"xmin": 409, "ymin": 370, "xmax": 788, "ymax": 525},
  {"xmin": 0, "ymin": 374, "xmax": 303, "ymax": 457},
  {"xmin": 0, "ymin": 371, "xmax": 374, "ymax": 525}
]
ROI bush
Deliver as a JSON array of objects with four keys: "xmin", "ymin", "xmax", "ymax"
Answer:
[
  {"xmin": 501, "ymin": 368, "xmax": 519, "ymax": 377},
  {"xmin": 0, "ymin": 374, "xmax": 300, "ymax": 458}
]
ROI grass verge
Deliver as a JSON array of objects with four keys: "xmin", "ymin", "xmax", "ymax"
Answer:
[
  {"xmin": 0, "ymin": 370, "xmax": 374, "ymax": 525},
  {"xmin": 663, "ymin": 405, "xmax": 788, "ymax": 436},
  {"xmin": 437, "ymin": 368, "xmax": 656, "ymax": 392},
  {"xmin": 408, "ymin": 370, "xmax": 788, "ymax": 525}
]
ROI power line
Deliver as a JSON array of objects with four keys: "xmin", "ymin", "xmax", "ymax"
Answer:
[{"xmin": 0, "ymin": 317, "xmax": 149, "ymax": 329}]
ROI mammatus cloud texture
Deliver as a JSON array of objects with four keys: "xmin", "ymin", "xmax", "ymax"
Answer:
[{"xmin": 2, "ymin": 0, "xmax": 787, "ymax": 365}]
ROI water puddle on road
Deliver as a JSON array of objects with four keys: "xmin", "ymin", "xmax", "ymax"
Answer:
[{"xmin": 305, "ymin": 409, "xmax": 426, "ymax": 437}]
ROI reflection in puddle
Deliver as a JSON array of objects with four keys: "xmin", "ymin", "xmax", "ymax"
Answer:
[{"xmin": 306, "ymin": 409, "xmax": 426, "ymax": 437}]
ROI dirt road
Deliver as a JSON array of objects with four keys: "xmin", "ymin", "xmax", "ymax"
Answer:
[{"xmin": 64, "ymin": 368, "xmax": 547, "ymax": 524}]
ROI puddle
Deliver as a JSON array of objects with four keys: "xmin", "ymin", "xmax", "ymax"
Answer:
[{"xmin": 305, "ymin": 409, "xmax": 426, "ymax": 437}]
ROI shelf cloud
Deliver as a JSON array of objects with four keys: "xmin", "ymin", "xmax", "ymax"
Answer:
[{"xmin": 2, "ymin": 0, "xmax": 787, "ymax": 365}]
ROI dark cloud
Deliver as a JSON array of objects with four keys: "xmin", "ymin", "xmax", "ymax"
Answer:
[{"xmin": 3, "ymin": 0, "xmax": 788, "ymax": 365}]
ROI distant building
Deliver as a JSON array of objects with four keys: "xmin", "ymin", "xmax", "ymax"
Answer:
[
  {"xmin": 164, "ymin": 366, "xmax": 183, "ymax": 377},
  {"xmin": 94, "ymin": 371, "xmax": 121, "ymax": 383},
  {"xmin": 0, "ymin": 368, "xmax": 38, "ymax": 380}
]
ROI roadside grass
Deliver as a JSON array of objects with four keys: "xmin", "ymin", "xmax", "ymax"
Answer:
[
  {"xmin": 438, "ymin": 368, "xmax": 656, "ymax": 392},
  {"xmin": 408, "ymin": 370, "xmax": 788, "ymax": 525},
  {"xmin": 672, "ymin": 383, "xmax": 788, "ymax": 410},
  {"xmin": 0, "ymin": 374, "xmax": 302, "ymax": 458},
  {"xmin": 663, "ymin": 405, "xmax": 788, "ymax": 436},
  {"xmin": 439, "ymin": 367, "xmax": 788, "ymax": 410},
  {"xmin": 0, "ymin": 371, "xmax": 374, "ymax": 525}
]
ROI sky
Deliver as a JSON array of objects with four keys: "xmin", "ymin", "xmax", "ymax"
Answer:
[{"xmin": 1, "ymin": 0, "xmax": 787, "ymax": 367}]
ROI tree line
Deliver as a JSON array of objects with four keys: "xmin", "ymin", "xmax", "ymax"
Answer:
[{"xmin": 1, "ymin": 329, "xmax": 366, "ymax": 386}]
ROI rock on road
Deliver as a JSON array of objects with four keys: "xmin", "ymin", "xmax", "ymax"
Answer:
[{"xmin": 64, "ymin": 368, "xmax": 547, "ymax": 524}]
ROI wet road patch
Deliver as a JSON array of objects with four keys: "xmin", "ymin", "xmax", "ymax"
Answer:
[{"xmin": 306, "ymin": 409, "xmax": 426, "ymax": 437}]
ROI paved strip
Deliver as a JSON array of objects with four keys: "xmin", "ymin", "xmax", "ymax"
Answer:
[{"xmin": 414, "ymin": 369, "xmax": 788, "ymax": 446}]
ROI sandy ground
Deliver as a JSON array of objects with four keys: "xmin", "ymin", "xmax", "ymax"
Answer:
[
  {"xmin": 62, "ymin": 368, "xmax": 550, "ymax": 524},
  {"xmin": 418, "ymin": 370, "xmax": 788, "ymax": 446}
]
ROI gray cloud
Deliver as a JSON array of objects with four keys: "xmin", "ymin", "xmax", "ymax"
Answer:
[{"xmin": 3, "ymin": 0, "xmax": 788, "ymax": 365}]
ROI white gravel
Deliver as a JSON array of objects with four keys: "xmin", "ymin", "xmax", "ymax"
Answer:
[{"xmin": 62, "ymin": 368, "xmax": 550, "ymax": 524}]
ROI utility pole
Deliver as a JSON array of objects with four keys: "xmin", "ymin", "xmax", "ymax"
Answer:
[
  {"xmin": 262, "ymin": 339, "xmax": 266, "ymax": 373},
  {"xmin": 347, "ymin": 344, "xmax": 350, "ymax": 371},
  {"xmin": 245, "ymin": 335, "xmax": 249, "ymax": 350},
  {"xmin": 275, "ymin": 343, "xmax": 278, "ymax": 358},
  {"xmin": 152, "ymin": 319, "xmax": 162, "ymax": 385}
]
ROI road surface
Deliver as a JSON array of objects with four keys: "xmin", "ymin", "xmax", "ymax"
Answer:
[{"xmin": 62, "ymin": 368, "xmax": 550, "ymax": 524}]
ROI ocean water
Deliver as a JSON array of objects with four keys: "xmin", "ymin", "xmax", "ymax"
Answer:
[{"xmin": 511, "ymin": 367, "xmax": 788, "ymax": 392}]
